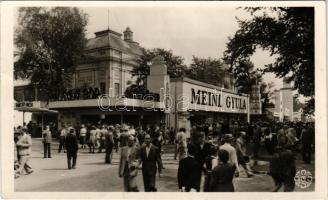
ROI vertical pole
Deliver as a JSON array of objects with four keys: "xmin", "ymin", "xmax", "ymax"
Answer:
[
  {"xmin": 247, "ymin": 95, "xmax": 250, "ymax": 123},
  {"xmin": 174, "ymin": 81, "xmax": 178, "ymax": 133},
  {"xmin": 41, "ymin": 112, "xmax": 44, "ymax": 131}
]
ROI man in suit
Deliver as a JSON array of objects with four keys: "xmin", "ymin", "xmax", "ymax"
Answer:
[
  {"xmin": 193, "ymin": 132, "xmax": 212, "ymax": 191},
  {"xmin": 300, "ymin": 125, "xmax": 314, "ymax": 164},
  {"xmin": 65, "ymin": 128, "xmax": 79, "ymax": 169},
  {"xmin": 269, "ymin": 145, "xmax": 296, "ymax": 192},
  {"xmin": 139, "ymin": 134, "xmax": 162, "ymax": 192},
  {"xmin": 177, "ymin": 144, "xmax": 199, "ymax": 192},
  {"xmin": 42, "ymin": 125, "xmax": 52, "ymax": 158},
  {"xmin": 105, "ymin": 126, "xmax": 115, "ymax": 164}
]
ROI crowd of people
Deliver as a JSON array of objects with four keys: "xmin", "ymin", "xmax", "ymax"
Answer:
[{"xmin": 13, "ymin": 119, "xmax": 314, "ymax": 192}]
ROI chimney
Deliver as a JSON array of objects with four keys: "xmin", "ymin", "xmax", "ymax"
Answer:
[{"xmin": 123, "ymin": 27, "xmax": 133, "ymax": 41}]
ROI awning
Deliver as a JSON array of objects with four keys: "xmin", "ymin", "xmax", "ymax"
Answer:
[{"xmin": 15, "ymin": 107, "xmax": 58, "ymax": 114}]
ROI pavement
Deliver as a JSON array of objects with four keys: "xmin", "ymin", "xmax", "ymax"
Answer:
[{"xmin": 15, "ymin": 139, "xmax": 315, "ymax": 192}]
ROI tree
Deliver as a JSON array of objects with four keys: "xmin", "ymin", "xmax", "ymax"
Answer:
[
  {"xmin": 126, "ymin": 48, "xmax": 187, "ymax": 94},
  {"xmin": 229, "ymin": 60, "xmax": 261, "ymax": 94},
  {"xmin": 223, "ymin": 7, "xmax": 314, "ymax": 101},
  {"xmin": 14, "ymin": 7, "xmax": 88, "ymax": 101},
  {"xmin": 185, "ymin": 56, "xmax": 232, "ymax": 89}
]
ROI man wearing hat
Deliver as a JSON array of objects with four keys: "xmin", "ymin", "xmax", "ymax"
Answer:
[
  {"xmin": 219, "ymin": 134, "xmax": 239, "ymax": 176},
  {"xmin": 120, "ymin": 124, "xmax": 130, "ymax": 148}
]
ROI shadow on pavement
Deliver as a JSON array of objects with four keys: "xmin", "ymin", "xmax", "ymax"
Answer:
[{"xmin": 43, "ymin": 168, "xmax": 69, "ymax": 171}]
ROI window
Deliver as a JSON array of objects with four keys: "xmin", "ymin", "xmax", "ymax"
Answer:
[
  {"xmin": 100, "ymin": 82, "xmax": 106, "ymax": 94},
  {"xmin": 99, "ymin": 49, "xmax": 106, "ymax": 55},
  {"xmin": 114, "ymin": 83, "xmax": 120, "ymax": 97}
]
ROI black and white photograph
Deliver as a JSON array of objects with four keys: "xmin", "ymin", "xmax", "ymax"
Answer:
[{"xmin": 0, "ymin": 1, "xmax": 327, "ymax": 199}]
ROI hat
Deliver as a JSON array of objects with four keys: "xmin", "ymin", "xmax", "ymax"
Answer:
[
  {"xmin": 81, "ymin": 124, "xmax": 85, "ymax": 128},
  {"xmin": 122, "ymin": 124, "xmax": 129, "ymax": 131},
  {"xmin": 222, "ymin": 134, "xmax": 234, "ymax": 141}
]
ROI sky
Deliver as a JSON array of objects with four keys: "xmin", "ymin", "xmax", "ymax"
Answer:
[{"xmin": 81, "ymin": 7, "xmax": 283, "ymax": 91}]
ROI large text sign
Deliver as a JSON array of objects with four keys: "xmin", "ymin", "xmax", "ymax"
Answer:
[{"xmin": 178, "ymin": 82, "xmax": 248, "ymax": 114}]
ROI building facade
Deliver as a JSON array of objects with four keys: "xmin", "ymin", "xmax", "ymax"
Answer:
[
  {"xmin": 274, "ymin": 80, "xmax": 294, "ymax": 122},
  {"xmin": 14, "ymin": 27, "xmax": 256, "ymax": 135}
]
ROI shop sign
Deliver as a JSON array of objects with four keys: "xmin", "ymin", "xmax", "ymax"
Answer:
[
  {"xmin": 15, "ymin": 101, "xmax": 34, "ymax": 108},
  {"xmin": 249, "ymin": 85, "xmax": 262, "ymax": 115},
  {"xmin": 178, "ymin": 82, "xmax": 248, "ymax": 114}
]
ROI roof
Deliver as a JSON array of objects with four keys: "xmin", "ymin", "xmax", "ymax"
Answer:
[
  {"xmin": 85, "ymin": 30, "xmax": 143, "ymax": 56},
  {"xmin": 15, "ymin": 107, "xmax": 58, "ymax": 114}
]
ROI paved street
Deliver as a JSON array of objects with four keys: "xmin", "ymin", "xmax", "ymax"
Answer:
[{"xmin": 15, "ymin": 139, "xmax": 314, "ymax": 192}]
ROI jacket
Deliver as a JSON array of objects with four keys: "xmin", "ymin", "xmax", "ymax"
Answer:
[
  {"xmin": 42, "ymin": 130, "xmax": 52, "ymax": 143},
  {"xmin": 209, "ymin": 163, "xmax": 236, "ymax": 192},
  {"xmin": 139, "ymin": 144, "xmax": 162, "ymax": 175},
  {"xmin": 119, "ymin": 145, "xmax": 139, "ymax": 177},
  {"xmin": 65, "ymin": 133, "xmax": 78, "ymax": 153},
  {"xmin": 178, "ymin": 156, "xmax": 200, "ymax": 191},
  {"xmin": 16, "ymin": 133, "xmax": 32, "ymax": 156}
]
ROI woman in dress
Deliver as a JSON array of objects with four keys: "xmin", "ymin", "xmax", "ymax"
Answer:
[{"xmin": 89, "ymin": 126, "xmax": 97, "ymax": 153}]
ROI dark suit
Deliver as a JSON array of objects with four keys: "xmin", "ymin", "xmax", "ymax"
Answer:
[
  {"xmin": 177, "ymin": 156, "xmax": 200, "ymax": 192},
  {"xmin": 210, "ymin": 163, "xmax": 236, "ymax": 192},
  {"xmin": 193, "ymin": 142, "xmax": 212, "ymax": 191},
  {"xmin": 139, "ymin": 144, "xmax": 162, "ymax": 192},
  {"xmin": 269, "ymin": 149, "xmax": 296, "ymax": 192},
  {"xmin": 65, "ymin": 133, "xmax": 78, "ymax": 169}
]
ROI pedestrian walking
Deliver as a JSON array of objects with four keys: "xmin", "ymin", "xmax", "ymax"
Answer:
[
  {"xmin": 219, "ymin": 134, "xmax": 239, "ymax": 176},
  {"xmin": 193, "ymin": 132, "xmax": 212, "ymax": 191},
  {"xmin": 15, "ymin": 128, "xmax": 33, "ymax": 178},
  {"xmin": 299, "ymin": 126, "xmax": 314, "ymax": 164},
  {"xmin": 252, "ymin": 124, "xmax": 262, "ymax": 158},
  {"xmin": 105, "ymin": 126, "xmax": 115, "ymax": 164},
  {"xmin": 139, "ymin": 134, "xmax": 162, "ymax": 192},
  {"xmin": 269, "ymin": 146, "xmax": 296, "ymax": 192},
  {"xmin": 177, "ymin": 144, "xmax": 199, "ymax": 192},
  {"xmin": 119, "ymin": 135, "xmax": 140, "ymax": 192},
  {"xmin": 42, "ymin": 125, "xmax": 52, "ymax": 158},
  {"xmin": 80, "ymin": 124, "xmax": 87, "ymax": 149},
  {"xmin": 98, "ymin": 125, "xmax": 107, "ymax": 153},
  {"xmin": 175, "ymin": 128, "xmax": 188, "ymax": 161},
  {"xmin": 58, "ymin": 125, "xmax": 67, "ymax": 153},
  {"xmin": 235, "ymin": 132, "xmax": 253, "ymax": 177},
  {"xmin": 209, "ymin": 149, "xmax": 236, "ymax": 192},
  {"xmin": 120, "ymin": 125, "xmax": 130, "ymax": 147},
  {"xmin": 65, "ymin": 128, "xmax": 79, "ymax": 169},
  {"xmin": 89, "ymin": 126, "xmax": 97, "ymax": 153},
  {"xmin": 136, "ymin": 127, "xmax": 146, "ymax": 147},
  {"xmin": 203, "ymin": 145, "xmax": 219, "ymax": 192},
  {"xmin": 169, "ymin": 127, "xmax": 175, "ymax": 145}
]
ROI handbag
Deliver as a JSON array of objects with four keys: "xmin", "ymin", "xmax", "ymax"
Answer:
[{"xmin": 129, "ymin": 167, "xmax": 138, "ymax": 177}]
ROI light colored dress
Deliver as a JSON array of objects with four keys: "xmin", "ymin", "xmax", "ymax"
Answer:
[{"xmin": 89, "ymin": 130, "xmax": 97, "ymax": 146}]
